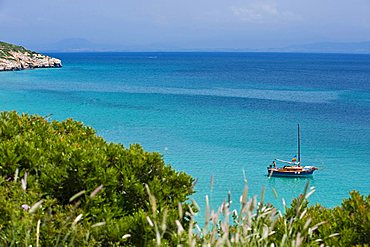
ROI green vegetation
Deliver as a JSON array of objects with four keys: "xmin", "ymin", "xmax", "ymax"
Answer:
[
  {"xmin": 0, "ymin": 111, "xmax": 369, "ymax": 246},
  {"xmin": 0, "ymin": 41, "xmax": 29, "ymax": 52},
  {"xmin": 271, "ymin": 189, "xmax": 370, "ymax": 246},
  {"xmin": 0, "ymin": 111, "xmax": 194, "ymax": 246},
  {"xmin": 0, "ymin": 41, "xmax": 34, "ymax": 59}
]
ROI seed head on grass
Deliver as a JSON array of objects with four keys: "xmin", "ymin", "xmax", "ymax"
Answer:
[
  {"xmin": 90, "ymin": 185, "xmax": 103, "ymax": 198},
  {"xmin": 29, "ymin": 200, "xmax": 43, "ymax": 214}
]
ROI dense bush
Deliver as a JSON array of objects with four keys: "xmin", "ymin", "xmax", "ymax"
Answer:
[
  {"xmin": 306, "ymin": 191, "xmax": 370, "ymax": 246},
  {"xmin": 0, "ymin": 111, "xmax": 369, "ymax": 246},
  {"xmin": 0, "ymin": 111, "xmax": 194, "ymax": 246}
]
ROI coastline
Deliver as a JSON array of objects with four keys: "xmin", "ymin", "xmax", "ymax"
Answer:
[
  {"xmin": 0, "ymin": 41, "xmax": 62, "ymax": 71},
  {"xmin": 0, "ymin": 51, "xmax": 62, "ymax": 71}
]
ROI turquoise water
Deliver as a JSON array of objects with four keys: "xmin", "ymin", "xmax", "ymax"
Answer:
[{"xmin": 0, "ymin": 52, "xmax": 370, "ymax": 212}]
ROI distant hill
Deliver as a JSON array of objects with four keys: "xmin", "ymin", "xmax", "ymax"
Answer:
[
  {"xmin": 267, "ymin": 41, "xmax": 370, "ymax": 54},
  {"xmin": 26, "ymin": 38, "xmax": 370, "ymax": 54},
  {"xmin": 36, "ymin": 38, "xmax": 117, "ymax": 52},
  {"xmin": 0, "ymin": 41, "xmax": 62, "ymax": 71}
]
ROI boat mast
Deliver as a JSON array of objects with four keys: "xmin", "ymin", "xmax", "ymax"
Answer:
[{"xmin": 297, "ymin": 124, "xmax": 301, "ymax": 163}]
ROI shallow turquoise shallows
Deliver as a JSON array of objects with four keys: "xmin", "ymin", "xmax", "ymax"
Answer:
[{"xmin": 1, "ymin": 52, "xmax": 370, "ymax": 213}]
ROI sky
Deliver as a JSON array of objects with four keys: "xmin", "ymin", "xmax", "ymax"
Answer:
[{"xmin": 1, "ymin": 0, "xmax": 370, "ymax": 51}]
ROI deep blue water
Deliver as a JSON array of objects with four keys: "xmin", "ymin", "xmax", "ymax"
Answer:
[{"xmin": 1, "ymin": 52, "xmax": 370, "ymax": 213}]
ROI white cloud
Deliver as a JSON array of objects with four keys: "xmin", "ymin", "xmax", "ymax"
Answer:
[{"xmin": 231, "ymin": 2, "xmax": 300, "ymax": 23}]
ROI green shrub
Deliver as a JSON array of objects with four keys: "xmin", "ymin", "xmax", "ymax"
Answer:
[
  {"xmin": 0, "ymin": 111, "xmax": 194, "ymax": 246},
  {"xmin": 304, "ymin": 191, "xmax": 370, "ymax": 246}
]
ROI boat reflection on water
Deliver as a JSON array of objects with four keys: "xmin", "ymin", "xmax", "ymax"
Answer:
[
  {"xmin": 268, "ymin": 176, "xmax": 314, "ymax": 186},
  {"xmin": 265, "ymin": 176, "xmax": 316, "ymax": 209}
]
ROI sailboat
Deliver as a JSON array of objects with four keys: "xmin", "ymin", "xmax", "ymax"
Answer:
[{"xmin": 267, "ymin": 124, "xmax": 318, "ymax": 177}]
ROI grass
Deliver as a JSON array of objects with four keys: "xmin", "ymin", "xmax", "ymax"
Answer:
[
  {"xmin": 145, "ymin": 181, "xmax": 326, "ymax": 246},
  {"xmin": 2, "ymin": 165, "xmax": 370, "ymax": 246},
  {"xmin": 2, "ymin": 173, "xmax": 328, "ymax": 246}
]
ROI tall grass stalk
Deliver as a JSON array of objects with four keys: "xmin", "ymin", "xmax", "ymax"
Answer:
[
  {"xmin": 144, "ymin": 180, "xmax": 323, "ymax": 246},
  {"xmin": 36, "ymin": 219, "xmax": 41, "ymax": 247}
]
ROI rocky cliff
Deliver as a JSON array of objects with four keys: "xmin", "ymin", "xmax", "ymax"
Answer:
[{"xmin": 0, "ymin": 41, "xmax": 62, "ymax": 71}]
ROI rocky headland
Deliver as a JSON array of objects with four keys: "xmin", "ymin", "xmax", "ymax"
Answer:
[{"xmin": 0, "ymin": 41, "xmax": 62, "ymax": 71}]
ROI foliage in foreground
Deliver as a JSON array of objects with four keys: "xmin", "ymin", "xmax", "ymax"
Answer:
[
  {"xmin": 0, "ymin": 111, "xmax": 369, "ymax": 246},
  {"xmin": 0, "ymin": 111, "xmax": 194, "ymax": 246}
]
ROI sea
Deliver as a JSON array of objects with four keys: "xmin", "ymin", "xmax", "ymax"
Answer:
[{"xmin": 0, "ymin": 52, "xmax": 369, "ymax": 213}]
